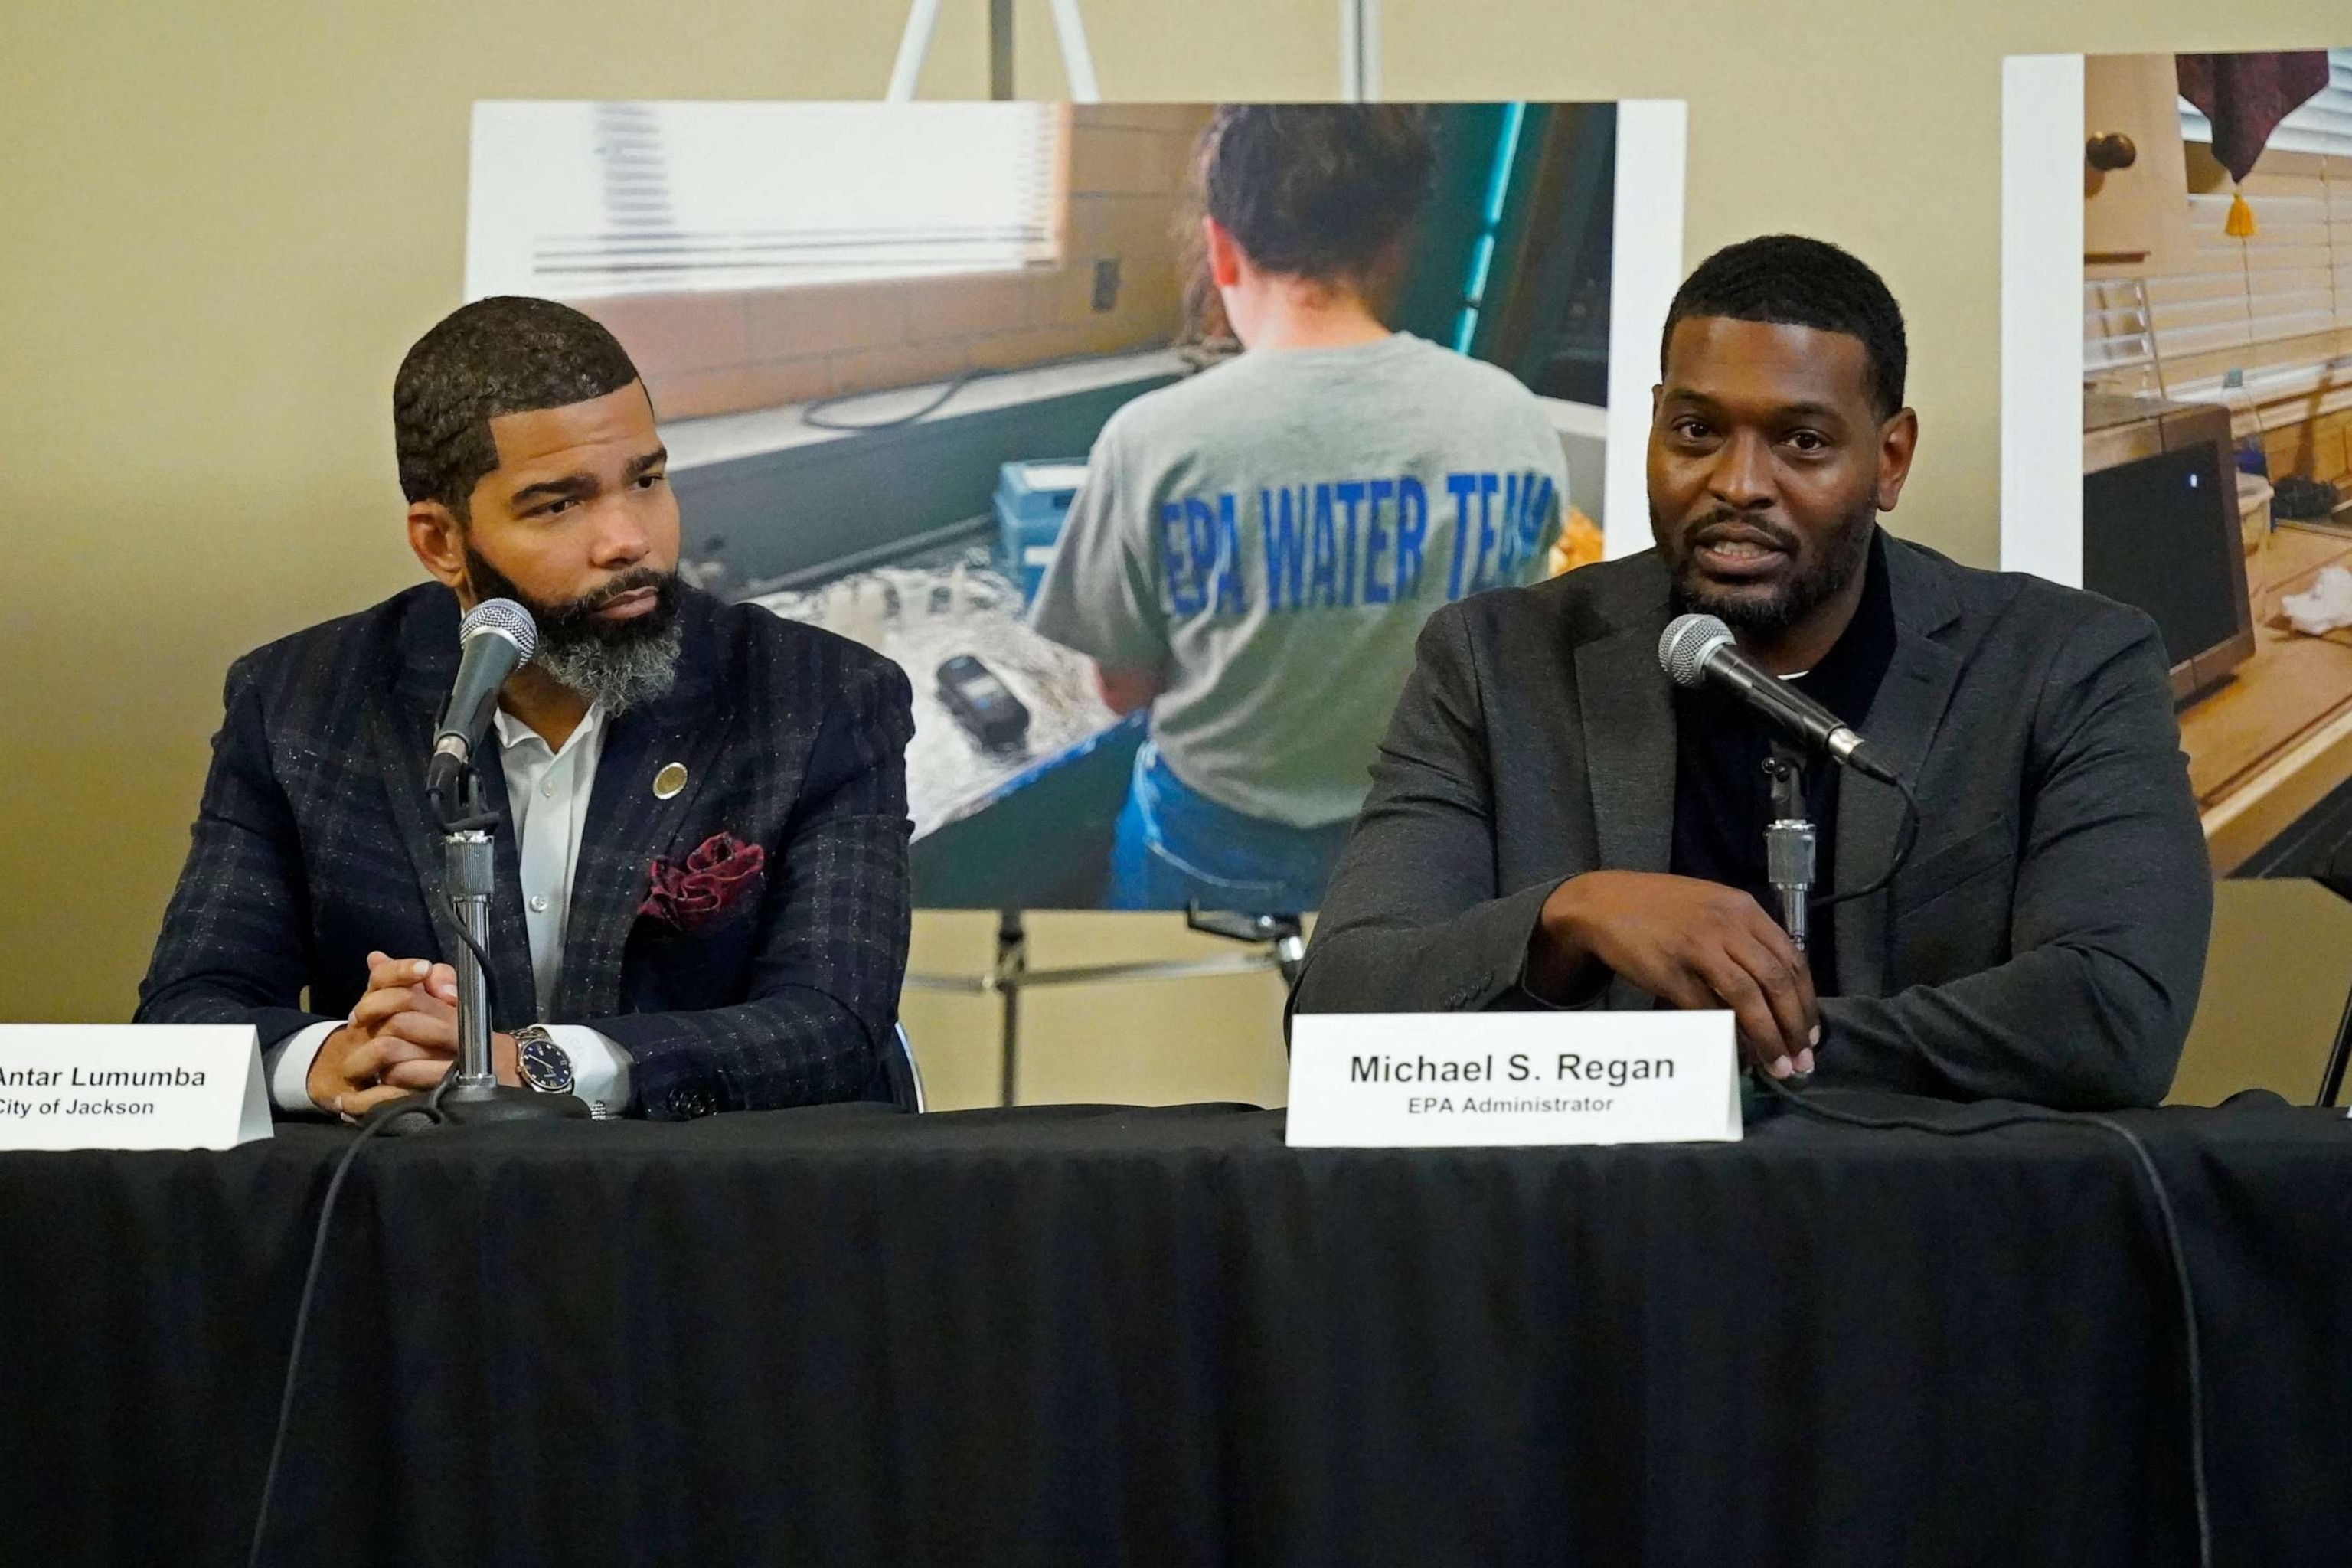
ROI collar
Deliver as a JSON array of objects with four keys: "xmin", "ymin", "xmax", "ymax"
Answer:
[{"xmin": 492, "ymin": 699, "xmax": 608, "ymax": 761}]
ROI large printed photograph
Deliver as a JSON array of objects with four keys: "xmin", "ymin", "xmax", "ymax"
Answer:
[
  {"xmin": 2004, "ymin": 50, "xmax": 2352, "ymax": 880},
  {"xmin": 469, "ymin": 100, "xmax": 1677, "ymax": 909}
]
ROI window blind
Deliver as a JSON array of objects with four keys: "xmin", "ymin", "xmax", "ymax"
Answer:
[
  {"xmin": 466, "ymin": 101, "xmax": 1063, "ymax": 301},
  {"xmin": 2082, "ymin": 54, "xmax": 2352, "ymax": 396}
]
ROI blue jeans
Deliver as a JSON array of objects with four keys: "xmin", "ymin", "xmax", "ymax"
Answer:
[{"xmin": 1106, "ymin": 743, "xmax": 1352, "ymax": 913}]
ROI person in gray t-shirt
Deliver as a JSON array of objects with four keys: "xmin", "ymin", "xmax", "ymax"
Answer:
[{"xmin": 1029, "ymin": 105, "xmax": 1569, "ymax": 913}]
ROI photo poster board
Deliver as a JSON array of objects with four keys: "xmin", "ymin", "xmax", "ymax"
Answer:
[
  {"xmin": 468, "ymin": 100, "xmax": 1687, "ymax": 910},
  {"xmin": 2002, "ymin": 50, "xmax": 2352, "ymax": 880}
]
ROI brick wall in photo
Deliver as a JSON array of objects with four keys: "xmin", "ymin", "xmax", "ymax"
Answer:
[{"xmin": 577, "ymin": 104, "xmax": 1213, "ymax": 423}]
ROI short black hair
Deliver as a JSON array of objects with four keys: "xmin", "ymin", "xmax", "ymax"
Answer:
[
  {"xmin": 393, "ymin": 296, "xmax": 643, "ymax": 516},
  {"xmin": 1194, "ymin": 105, "xmax": 1437, "ymax": 284},
  {"xmin": 1661, "ymin": 235, "xmax": 1908, "ymax": 418}
]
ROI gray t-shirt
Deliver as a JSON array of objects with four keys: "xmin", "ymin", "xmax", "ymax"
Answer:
[{"xmin": 1028, "ymin": 332, "xmax": 1569, "ymax": 827}]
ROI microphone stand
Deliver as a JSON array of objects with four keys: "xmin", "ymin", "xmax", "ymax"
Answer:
[
  {"xmin": 419, "ymin": 768, "xmax": 590, "ymax": 1126},
  {"xmin": 1759, "ymin": 745, "xmax": 1818, "ymax": 1092},
  {"xmin": 1762, "ymin": 746, "xmax": 1815, "ymax": 955}
]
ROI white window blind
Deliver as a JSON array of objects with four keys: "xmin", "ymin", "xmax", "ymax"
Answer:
[
  {"xmin": 2151, "ymin": 168, "xmax": 2339, "ymax": 355},
  {"xmin": 466, "ymin": 101, "xmax": 1063, "ymax": 301},
  {"xmin": 2083, "ymin": 53, "xmax": 2352, "ymax": 397}
]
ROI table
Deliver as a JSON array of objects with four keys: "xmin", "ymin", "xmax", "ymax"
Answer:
[
  {"xmin": 2, "ymin": 1097, "xmax": 2347, "ymax": 1566},
  {"xmin": 2181, "ymin": 524, "xmax": 2352, "ymax": 872},
  {"xmin": 747, "ymin": 537, "xmax": 1146, "ymax": 910},
  {"xmin": 749, "ymin": 537, "xmax": 1126, "ymax": 845}
]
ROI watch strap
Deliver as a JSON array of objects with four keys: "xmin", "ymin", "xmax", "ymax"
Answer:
[{"xmin": 512, "ymin": 1024, "xmax": 569, "ymax": 1093}]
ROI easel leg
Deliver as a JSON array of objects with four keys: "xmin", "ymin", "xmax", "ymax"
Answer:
[
  {"xmin": 884, "ymin": 0, "xmax": 941, "ymax": 101},
  {"xmin": 2318, "ymin": 983, "xmax": 2352, "ymax": 1108},
  {"xmin": 1044, "ymin": 0, "xmax": 1099, "ymax": 100},
  {"xmin": 988, "ymin": 0, "xmax": 1014, "ymax": 100},
  {"xmin": 997, "ymin": 908, "xmax": 1026, "ymax": 1106},
  {"xmin": 888, "ymin": 0, "xmax": 1099, "ymax": 103}
]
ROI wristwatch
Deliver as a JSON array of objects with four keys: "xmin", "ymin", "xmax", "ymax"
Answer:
[{"xmin": 512, "ymin": 1024, "xmax": 575, "ymax": 1095}]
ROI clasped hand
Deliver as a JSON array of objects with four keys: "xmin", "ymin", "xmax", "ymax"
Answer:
[{"xmin": 306, "ymin": 950, "xmax": 520, "ymax": 1118}]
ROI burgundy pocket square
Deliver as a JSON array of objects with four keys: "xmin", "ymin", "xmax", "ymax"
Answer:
[{"xmin": 640, "ymin": 831, "xmax": 766, "ymax": 936}]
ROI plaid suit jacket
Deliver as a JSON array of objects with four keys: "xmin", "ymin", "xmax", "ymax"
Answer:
[{"xmin": 136, "ymin": 582, "xmax": 916, "ymax": 1120}]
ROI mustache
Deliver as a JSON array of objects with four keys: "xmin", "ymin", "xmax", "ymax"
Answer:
[
  {"xmin": 541, "ymin": 566, "xmax": 674, "ymax": 626},
  {"xmin": 1680, "ymin": 509, "xmax": 1799, "ymax": 552}
]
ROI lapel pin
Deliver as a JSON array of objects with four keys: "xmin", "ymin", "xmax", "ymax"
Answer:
[{"xmin": 653, "ymin": 763, "xmax": 688, "ymax": 800}]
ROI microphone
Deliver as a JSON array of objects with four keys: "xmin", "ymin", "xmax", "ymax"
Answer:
[
  {"xmin": 1658, "ymin": 612, "xmax": 1898, "ymax": 784},
  {"xmin": 424, "ymin": 598, "xmax": 537, "ymax": 811}
]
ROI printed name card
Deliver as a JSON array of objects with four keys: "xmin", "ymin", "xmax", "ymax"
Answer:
[
  {"xmin": 0, "ymin": 1026, "xmax": 271, "ymax": 1151},
  {"xmin": 1286, "ymin": 1012, "xmax": 1742, "ymax": 1148}
]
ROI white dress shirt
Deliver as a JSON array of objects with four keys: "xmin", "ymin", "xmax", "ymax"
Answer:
[{"xmin": 265, "ymin": 703, "xmax": 635, "ymax": 1116}]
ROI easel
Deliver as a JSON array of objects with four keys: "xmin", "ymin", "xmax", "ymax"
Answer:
[
  {"xmin": 887, "ymin": 0, "xmax": 1100, "ymax": 103},
  {"xmin": 886, "ymin": 0, "xmax": 1380, "ymax": 104},
  {"xmin": 885, "ymin": 0, "xmax": 1377, "ymax": 1105},
  {"xmin": 906, "ymin": 907, "xmax": 1307, "ymax": 1106},
  {"xmin": 2318, "ymin": 991, "xmax": 2349, "ymax": 1109},
  {"xmin": 2316, "ymin": 850, "xmax": 2352, "ymax": 1109}
]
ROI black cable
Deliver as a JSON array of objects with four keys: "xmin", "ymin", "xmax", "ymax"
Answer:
[
  {"xmin": 1811, "ymin": 768, "xmax": 1921, "ymax": 909},
  {"xmin": 802, "ymin": 368, "xmax": 988, "ymax": 431},
  {"xmin": 245, "ymin": 1070, "xmax": 452, "ymax": 1568},
  {"xmin": 440, "ymin": 894, "xmax": 501, "ymax": 1025},
  {"xmin": 2082, "ymin": 1112, "xmax": 2213, "ymax": 1568},
  {"xmin": 798, "ymin": 349, "xmax": 1122, "ymax": 433},
  {"xmin": 249, "ymin": 864, "xmax": 485, "ymax": 1564},
  {"xmin": 430, "ymin": 775, "xmax": 505, "ymax": 1027},
  {"xmin": 1752, "ymin": 1073, "xmax": 2213, "ymax": 1568}
]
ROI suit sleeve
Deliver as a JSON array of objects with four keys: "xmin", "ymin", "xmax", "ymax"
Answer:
[
  {"xmin": 1818, "ymin": 610, "xmax": 2212, "ymax": 1109},
  {"xmin": 1289, "ymin": 603, "xmax": 1583, "ymax": 1026},
  {"xmin": 590, "ymin": 652, "xmax": 916, "ymax": 1118},
  {"xmin": 135, "ymin": 657, "xmax": 336, "ymax": 1053}
]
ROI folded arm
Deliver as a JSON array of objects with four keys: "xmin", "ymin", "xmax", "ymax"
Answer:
[
  {"xmin": 1292, "ymin": 605, "xmax": 1571, "ymax": 1022},
  {"xmin": 1818, "ymin": 612, "xmax": 2210, "ymax": 1109}
]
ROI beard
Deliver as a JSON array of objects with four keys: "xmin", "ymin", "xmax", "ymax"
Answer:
[
  {"xmin": 1657, "ymin": 496, "xmax": 1877, "ymax": 637},
  {"xmin": 462, "ymin": 544, "xmax": 684, "ymax": 715}
]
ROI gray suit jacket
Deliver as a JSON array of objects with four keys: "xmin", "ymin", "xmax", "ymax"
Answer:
[{"xmin": 1292, "ymin": 532, "xmax": 2212, "ymax": 1109}]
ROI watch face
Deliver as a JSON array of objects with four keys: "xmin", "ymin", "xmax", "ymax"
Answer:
[{"xmin": 519, "ymin": 1034, "xmax": 574, "ymax": 1094}]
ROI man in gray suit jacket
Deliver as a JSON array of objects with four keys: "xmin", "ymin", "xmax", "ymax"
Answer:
[{"xmin": 1293, "ymin": 237, "xmax": 2210, "ymax": 1110}]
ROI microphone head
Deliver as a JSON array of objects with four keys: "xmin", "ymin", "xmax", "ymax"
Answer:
[
  {"xmin": 1658, "ymin": 612, "xmax": 1733, "ymax": 689},
  {"xmin": 459, "ymin": 597, "xmax": 537, "ymax": 667}
]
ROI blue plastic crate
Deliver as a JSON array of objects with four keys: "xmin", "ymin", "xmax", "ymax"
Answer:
[{"xmin": 995, "ymin": 458, "xmax": 1088, "ymax": 604}]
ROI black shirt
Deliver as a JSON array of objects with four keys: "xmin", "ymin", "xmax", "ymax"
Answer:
[{"xmin": 1668, "ymin": 531, "xmax": 1896, "ymax": 995}]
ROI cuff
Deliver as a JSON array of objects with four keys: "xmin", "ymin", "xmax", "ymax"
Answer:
[
  {"xmin": 265, "ymin": 1019, "xmax": 341, "ymax": 1116},
  {"xmin": 1514, "ymin": 951, "xmax": 1612, "ymax": 1011},
  {"xmin": 1512, "ymin": 878, "xmax": 1612, "ymax": 1010},
  {"xmin": 545, "ymin": 1025, "xmax": 633, "ymax": 1118}
]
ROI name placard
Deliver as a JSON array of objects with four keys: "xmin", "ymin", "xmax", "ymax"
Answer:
[
  {"xmin": 1286, "ymin": 1012, "xmax": 1741, "ymax": 1148},
  {"xmin": 0, "ymin": 1026, "xmax": 271, "ymax": 1151}
]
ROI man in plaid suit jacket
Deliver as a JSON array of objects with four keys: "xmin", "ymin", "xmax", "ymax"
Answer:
[{"xmin": 137, "ymin": 298, "xmax": 915, "ymax": 1121}]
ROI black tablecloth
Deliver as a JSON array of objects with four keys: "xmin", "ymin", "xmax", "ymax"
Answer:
[{"xmin": 2, "ymin": 1093, "xmax": 2347, "ymax": 1567}]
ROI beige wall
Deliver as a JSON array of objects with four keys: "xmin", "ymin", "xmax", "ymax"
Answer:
[
  {"xmin": 5, "ymin": 0, "xmax": 2349, "ymax": 1109},
  {"xmin": 2173, "ymin": 878, "xmax": 2352, "ymax": 1104}
]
